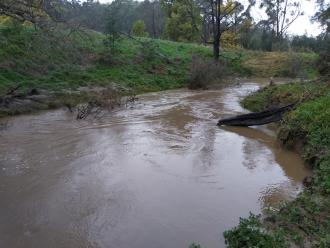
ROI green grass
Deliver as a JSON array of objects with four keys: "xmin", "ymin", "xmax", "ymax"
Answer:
[
  {"xmin": 242, "ymin": 50, "xmax": 319, "ymax": 78},
  {"xmin": 280, "ymin": 93, "xmax": 330, "ymax": 167},
  {"xmin": 264, "ymin": 191, "xmax": 330, "ymax": 248},
  {"xmin": 0, "ymin": 19, "xmax": 319, "ymax": 97},
  {"xmin": 224, "ymin": 213, "xmax": 287, "ymax": 248},
  {"xmin": 0, "ymin": 20, "xmax": 213, "ymax": 95},
  {"xmin": 241, "ymin": 82, "xmax": 328, "ymax": 112},
  {"xmin": 227, "ymin": 81, "xmax": 330, "ymax": 247}
]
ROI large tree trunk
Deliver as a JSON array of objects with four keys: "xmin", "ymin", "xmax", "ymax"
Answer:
[
  {"xmin": 213, "ymin": 0, "xmax": 222, "ymax": 60},
  {"xmin": 152, "ymin": 2, "xmax": 156, "ymax": 38},
  {"xmin": 213, "ymin": 38, "xmax": 220, "ymax": 60}
]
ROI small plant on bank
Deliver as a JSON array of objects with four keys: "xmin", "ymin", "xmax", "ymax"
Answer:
[
  {"xmin": 132, "ymin": 20, "xmax": 149, "ymax": 37},
  {"xmin": 223, "ymin": 213, "xmax": 287, "ymax": 248}
]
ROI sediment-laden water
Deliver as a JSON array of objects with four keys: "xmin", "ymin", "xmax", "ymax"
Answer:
[{"xmin": 0, "ymin": 82, "xmax": 310, "ymax": 248}]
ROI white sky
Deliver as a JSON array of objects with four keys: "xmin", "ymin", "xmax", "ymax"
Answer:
[{"xmin": 97, "ymin": 0, "xmax": 329, "ymax": 36}]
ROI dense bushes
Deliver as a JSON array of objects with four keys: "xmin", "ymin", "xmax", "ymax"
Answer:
[{"xmin": 187, "ymin": 55, "xmax": 229, "ymax": 89}]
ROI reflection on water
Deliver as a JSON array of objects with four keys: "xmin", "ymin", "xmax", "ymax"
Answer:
[{"xmin": 0, "ymin": 82, "xmax": 310, "ymax": 248}]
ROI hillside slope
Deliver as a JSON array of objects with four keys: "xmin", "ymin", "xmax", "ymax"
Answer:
[
  {"xmin": 0, "ymin": 18, "xmax": 319, "ymax": 117},
  {"xmin": 0, "ymin": 18, "xmax": 319, "ymax": 93}
]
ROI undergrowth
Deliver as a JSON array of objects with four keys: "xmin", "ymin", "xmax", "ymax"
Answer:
[{"xmin": 224, "ymin": 213, "xmax": 287, "ymax": 248}]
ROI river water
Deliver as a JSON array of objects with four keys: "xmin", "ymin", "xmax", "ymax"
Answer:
[{"xmin": 0, "ymin": 82, "xmax": 310, "ymax": 248}]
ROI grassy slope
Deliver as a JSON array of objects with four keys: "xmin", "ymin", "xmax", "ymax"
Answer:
[
  {"xmin": 242, "ymin": 51, "xmax": 318, "ymax": 79},
  {"xmin": 0, "ymin": 17, "xmax": 319, "ymax": 97},
  {"xmin": 0, "ymin": 26, "xmax": 196, "ymax": 94},
  {"xmin": 0, "ymin": 18, "xmax": 210, "ymax": 94},
  {"xmin": 229, "ymin": 81, "xmax": 330, "ymax": 247}
]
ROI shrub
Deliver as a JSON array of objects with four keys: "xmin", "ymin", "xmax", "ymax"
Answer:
[
  {"xmin": 139, "ymin": 40, "xmax": 159, "ymax": 61},
  {"xmin": 132, "ymin": 20, "xmax": 149, "ymax": 37},
  {"xmin": 282, "ymin": 53, "xmax": 304, "ymax": 78},
  {"xmin": 223, "ymin": 213, "xmax": 287, "ymax": 248},
  {"xmin": 317, "ymin": 36, "xmax": 330, "ymax": 78},
  {"xmin": 187, "ymin": 55, "xmax": 229, "ymax": 89}
]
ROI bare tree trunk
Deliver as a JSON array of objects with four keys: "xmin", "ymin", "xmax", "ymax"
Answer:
[
  {"xmin": 276, "ymin": 0, "xmax": 280, "ymax": 39},
  {"xmin": 152, "ymin": 1, "xmax": 156, "ymax": 38},
  {"xmin": 212, "ymin": 0, "xmax": 221, "ymax": 60},
  {"xmin": 213, "ymin": 38, "xmax": 220, "ymax": 60}
]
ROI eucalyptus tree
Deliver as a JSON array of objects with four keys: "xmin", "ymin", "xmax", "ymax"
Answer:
[
  {"xmin": 313, "ymin": 0, "xmax": 330, "ymax": 77},
  {"xmin": 260, "ymin": 0, "xmax": 303, "ymax": 49},
  {"xmin": 200, "ymin": 0, "xmax": 255, "ymax": 60},
  {"xmin": 136, "ymin": 0, "xmax": 165, "ymax": 38},
  {"xmin": 162, "ymin": 0, "xmax": 202, "ymax": 42}
]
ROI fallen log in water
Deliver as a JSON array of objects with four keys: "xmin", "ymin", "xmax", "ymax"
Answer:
[{"xmin": 217, "ymin": 104, "xmax": 295, "ymax": 126}]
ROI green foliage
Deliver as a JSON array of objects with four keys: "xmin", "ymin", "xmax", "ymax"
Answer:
[
  {"xmin": 281, "ymin": 94, "xmax": 330, "ymax": 170},
  {"xmin": 241, "ymin": 88, "xmax": 270, "ymax": 112},
  {"xmin": 317, "ymin": 36, "xmax": 330, "ymax": 77},
  {"xmin": 139, "ymin": 39, "xmax": 159, "ymax": 61},
  {"xmin": 223, "ymin": 52, "xmax": 252, "ymax": 75},
  {"xmin": 291, "ymin": 35, "xmax": 322, "ymax": 53},
  {"xmin": 224, "ymin": 213, "xmax": 287, "ymax": 248},
  {"xmin": 163, "ymin": 0, "xmax": 201, "ymax": 42},
  {"xmin": 265, "ymin": 192, "xmax": 330, "ymax": 247},
  {"xmin": 0, "ymin": 20, "xmax": 96, "ymax": 93},
  {"xmin": 319, "ymin": 234, "xmax": 330, "ymax": 248},
  {"xmin": 0, "ymin": 20, "xmax": 320, "ymax": 97},
  {"xmin": 132, "ymin": 20, "xmax": 149, "ymax": 37},
  {"xmin": 104, "ymin": 0, "xmax": 165, "ymax": 38},
  {"xmin": 241, "ymin": 82, "xmax": 327, "ymax": 111},
  {"xmin": 0, "ymin": 21, "xmax": 211, "ymax": 95}
]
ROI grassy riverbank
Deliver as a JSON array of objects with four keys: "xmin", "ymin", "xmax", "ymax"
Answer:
[
  {"xmin": 225, "ymin": 80, "xmax": 330, "ymax": 247},
  {"xmin": 0, "ymin": 18, "xmax": 320, "ymax": 119},
  {"xmin": 0, "ymin": 17, "xmax": 318, "ymax": 95}
]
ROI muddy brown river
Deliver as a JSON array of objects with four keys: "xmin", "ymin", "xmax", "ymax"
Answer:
[{"xmin": 0, "ymin": 82, "xmax": 310, "ymax": 248}]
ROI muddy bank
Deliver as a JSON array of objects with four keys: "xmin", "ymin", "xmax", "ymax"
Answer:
[
  {"xmin": 0, "ymin": 85, "xmax": 136, "ymax": 118},
  {"xmin": 0, "ymin": 89, "xmax": 60, "ymax": 117}
]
